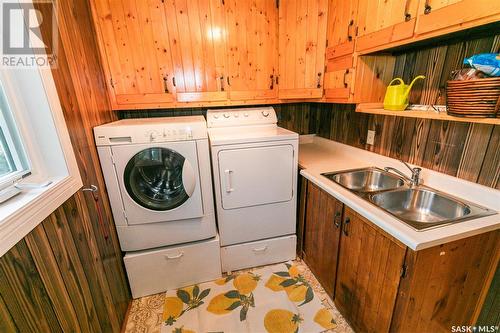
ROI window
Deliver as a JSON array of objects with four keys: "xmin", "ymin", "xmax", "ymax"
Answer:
[
  {"xmin": 0, "ymin": 0, "xmax": 82, "ymax": 256},
  {"xmin": 0, "ymin": 82, "xmax": 30, "ymax": 194}
]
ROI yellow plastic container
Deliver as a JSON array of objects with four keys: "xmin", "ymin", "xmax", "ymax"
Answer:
[{"xmin": 383, "ymin": 75, "xmax": 425, "ymax": 111}]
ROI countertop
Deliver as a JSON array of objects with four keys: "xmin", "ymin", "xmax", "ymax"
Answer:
[{"xmin": 298, "ymin": 135, "xmax": 500, "ymax": 250}]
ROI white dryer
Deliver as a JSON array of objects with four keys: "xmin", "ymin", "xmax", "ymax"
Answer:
[
  {"xmin": 207, "ymin": 107, "xmax": 298, "ymax": 272},
  {"xmin": 95, "ymin": 116, "xmax": 221, "ymax": 298}
]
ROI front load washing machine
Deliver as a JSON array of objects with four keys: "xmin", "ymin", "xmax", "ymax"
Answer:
[{"xmin": 94, "ymin": 116, "xmax": 221, "ymax": 298}]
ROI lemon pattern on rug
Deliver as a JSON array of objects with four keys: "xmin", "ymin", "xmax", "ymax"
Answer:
[
  {"xmin": 314, "ymin": 308, "xmax": 337, "ymax": 330},
  {"xmin": 265, "ymin": 263, "xmax": 314, "ymax": 306},
  {"xmin": 264, "ymin": 309, "xmax": 303, "ymax": 333},
  {"xmin": 163, "ymin": 285, "xmax": 210, "ymax": 326},
  {"xmin": 207, "ymin": 272, "xmax": 260, "ymax": 321}
]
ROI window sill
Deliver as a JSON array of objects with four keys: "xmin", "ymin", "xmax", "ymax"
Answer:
[{"xmin": 0, "ymin": 174, "xmax": 82, "ymax": 256}]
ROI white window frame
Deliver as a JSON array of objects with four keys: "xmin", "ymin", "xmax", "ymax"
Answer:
[{"xmin": 0, "ymin": 5, "xmax": 82, "ymax": 256}]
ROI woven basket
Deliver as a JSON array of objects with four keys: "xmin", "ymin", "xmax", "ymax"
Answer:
[{"xmin": 446, "ymin": 77, "xmax": 500, "ymax": 118}]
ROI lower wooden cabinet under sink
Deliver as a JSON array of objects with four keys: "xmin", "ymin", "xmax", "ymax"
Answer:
[{"xmin": 299, "ymin": 177, "xmax": 499, "ymax": 333}]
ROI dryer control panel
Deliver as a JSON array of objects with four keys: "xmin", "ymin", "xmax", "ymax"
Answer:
[{"xmin": 207, "ymin": 107, "xmax": 277, "ymax": 128}]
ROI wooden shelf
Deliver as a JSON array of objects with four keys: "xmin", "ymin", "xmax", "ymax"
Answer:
[{"xmin": 356, "ymin": 103, "xmax": 500, "ymax": 125}]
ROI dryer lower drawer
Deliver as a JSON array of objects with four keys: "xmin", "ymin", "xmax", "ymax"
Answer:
[
  {"xmin": 221, "ymin": 235, "xmax": 296, "ymax": 272},
  {"xmin": 124, "ymin": 236, "xmax": 221, "ymax": 298}
]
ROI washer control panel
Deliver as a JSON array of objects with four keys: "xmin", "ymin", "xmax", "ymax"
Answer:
[
  {"xmin": 144, "ymin": 127, "xmax": 193, "ymax": 142},
  {"xmin": 207, "ymin": 107, "xmax": 277, "ymax": 128}
]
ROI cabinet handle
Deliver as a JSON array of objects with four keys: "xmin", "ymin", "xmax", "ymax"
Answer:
[
  {"xmin": 252, "ymin": 246, "xmax": 268, "ymax": 253},
  {"xmin": 343, "ymin": 69, "xmax": 350, "ymax": 88},
  {"xmin": 343, "ymin": 217, "xmax": 350, "ymax": 236},
  {"xmin": 424, "ymin": 0, "xmax": 431, "ymax": 14},
  {"xmin": 275, "ymin": 75, "xmax": 279, "ymax": 85},
  {"xmin": 165, "ymin": 252, "xmax": 184, "ymax": 260},
  {"xmin": 220, "ymin": 76, "xmax": 225, "ymax": 91},
  {"xmin": 404, "ymin": 0, "xmax": 412, "ymax": 21},
  {"xmin": 172, "ymin": 76, "xmax": 176, "ymax": 87},
  {"xmin": 163, "ymin": 75, "xmax": 169, "ymax": 93},
  {"xmin": 227, "ymin": 76, "xmax": 231, "ymax": 86},
  {"xmin": 316, "ymin": 72, "xmax": 322, "ymax": 88},
  {"xmin": 347, "ymin": 19, "xmax": 354, "ymax": 41},
  {"xmin": 334, "ymin": 211, "xmax": 341, "ymax": 228},
  {"xmin": 270, "ymin": 74, "xmax": 274, "ymax": 90}
]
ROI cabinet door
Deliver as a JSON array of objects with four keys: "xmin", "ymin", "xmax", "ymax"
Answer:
[
  {"xmin": 335, "ymin": 207, "xmax": 407, "ymax": 333},
  {"xmin": 224, "ymin": 0, "xmax": 278, "ymax": 101},
  {"xmin": 324, "ymin": 65, "xmax": 354, "ymax": 102},
  {"xmin": 356, "ymin": 0, "xmax": 418, "ymax": 52},
  {"xmin": 278, "ymin": 0, "xmax": 328, "ymax": 99},
  {"xmin": 414, "ymin": 0, "xmax": 500, "ymax": 37},
  {"xmin": 92, "ymin": 0, "xmax": 176, "ymax": 106},
  {"xmin": 164, "ymin": 0, "xmax": 228, "ymax": 103},
  {"xmin": 303, "ymin": 182, "xmax": 343, "ymax": 298},
  {"xmin": 325, "ymin": 0, "xmax": 358, "ymax": 59}
]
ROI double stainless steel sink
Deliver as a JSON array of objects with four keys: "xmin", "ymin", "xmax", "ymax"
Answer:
[{"xmin": 322, "ymin": 167, "xmax": 495, "ymax": 231}]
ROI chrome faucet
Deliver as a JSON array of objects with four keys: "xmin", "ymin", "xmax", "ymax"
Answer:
[{"xmin": 384, "ymin": 160, "xmax": 422, "ymax": 187}]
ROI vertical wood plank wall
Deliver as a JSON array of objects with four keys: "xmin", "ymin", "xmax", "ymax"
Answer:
[{"xmin": 0, "ymin": 1, "xmax": 130, "ymax": 332}]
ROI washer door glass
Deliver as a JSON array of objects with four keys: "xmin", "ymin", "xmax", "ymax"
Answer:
[{"xmin": 124, "ymin": 147, "xmax": 190, "ymax": 211}]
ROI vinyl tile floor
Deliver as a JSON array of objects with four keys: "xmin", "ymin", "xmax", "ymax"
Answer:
[{"xmin": 123, "ymin": 258, "xmax": 354, "ymax": 333}]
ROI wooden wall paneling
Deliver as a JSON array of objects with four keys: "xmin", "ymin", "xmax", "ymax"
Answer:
[
  {"xmin": 53, "ymin": 0, "xmax": 130, "ymax": 319},
  {"xmin": 0, "ymin": 293, "xmax": 17, "ymax": 333},
  {"xmin": 24, "ymin": 225, "xmax": 82, "ymax": 332},
  {"xmin": 164, "ymin": 0, "xmax": 228, "ymax": 102},
  {"xmin": 42, "ymin": 207, "xmax": 106, "ymax": 332},
  {"xmin": 225, "ymin": 0, "xmax": 278, "ymax": 100},
  {"xmin": 456, "ymin": 124, "xmax": 494, "ymax": 182},
  {"xmin": 0, "ymin": 240, "xmax": 62, "ymax": 333},
  {"xmin": 477, "ymin": 125, "xmax": 500, "ymax": 189},
  {"xmin": 421, "ymin": 120, "xmax": 470, "ymax": 176}
]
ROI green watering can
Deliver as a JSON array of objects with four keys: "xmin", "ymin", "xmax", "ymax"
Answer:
[{"xmin": 383, "ymin": 75, "xmax": 425, "ymax": 111}]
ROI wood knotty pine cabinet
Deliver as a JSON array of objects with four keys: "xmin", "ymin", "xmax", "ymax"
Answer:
[
  {"xmin": 299, "ymin": 180, "xmax": 499, "ymax": 333},
  {"xmin": 90, "ymin": 0, "xmax": 329, "ymax": 110},
  {"xmin": 323, "ymin": 0, "xmax": 500, "ymax": 103}
]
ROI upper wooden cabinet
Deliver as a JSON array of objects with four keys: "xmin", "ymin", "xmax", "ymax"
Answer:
[
  {"xmin": 414, "ymin": 0, "xmax": 500, "ymax": 38},
  {"xmin": 356, "ymin": 0, "xmax": 419, "ymax": 52},
  {"xmin": 164, "ymin": 0, "xmax": 228, "ymax": 103},
  {"xmin": 92, "ymin": 0, "xmax": 176, "ymax": 106},
  {"xmin": 224, "ymin": 0, "xmax": 279, "ymax": 101},
  {"xmin": 323, "ymin": 0, "xmax": 358, "ymax": 103},
  {"xmin": 325, "ymin": 0, "xmax": 357, "ymax": 59},
  {"xmin": 278, "ymin": 0, "xmax": 329, "ymax": 99}
]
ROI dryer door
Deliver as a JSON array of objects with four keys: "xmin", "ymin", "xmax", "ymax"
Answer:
[
  {"xmin": 217, "ymin": 144, "xmax": 294, "ymax": 210},
  {"xmin": 112, "ymin": 141, "xmax": 203, "ymax": 225}
]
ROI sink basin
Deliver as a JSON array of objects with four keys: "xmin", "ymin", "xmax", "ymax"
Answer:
[
  {"xmin": 322, "ymin": 167, "xmax": 405, "ymax": 193},
  {"xmin": 371, "ymin": 188, "xmax": 473, "ymax": 229}
]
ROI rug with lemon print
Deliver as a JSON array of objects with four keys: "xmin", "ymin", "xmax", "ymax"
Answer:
[{"xmin": 161, "ymin": 262, "xmax": 336, "ymax": 333}]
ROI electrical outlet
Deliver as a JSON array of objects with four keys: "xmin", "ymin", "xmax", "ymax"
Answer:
[{"xmin": 367, "ymin": 130, "xmax": 375, "ymax": 145}]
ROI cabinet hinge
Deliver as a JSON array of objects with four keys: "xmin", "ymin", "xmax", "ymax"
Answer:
[
  {"xmin": 110, "ymin": 77, "xmax": 115, "ymax": 88},
  {"xmin": 355, "ymin": 26, "xmax": 359, "ymax": 37},
  {"xmin": 325, "ymin": 39, "xmax": 328, "ymax": 48},
  {"xmin": 400, "ymin": 263, "xmax": 408, "ymax": 278}
]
